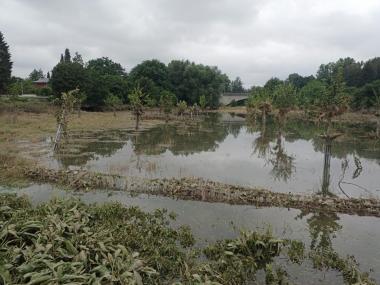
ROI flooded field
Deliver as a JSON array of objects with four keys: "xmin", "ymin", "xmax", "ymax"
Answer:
[
  {"xmin": 3, "ymin": 113, "xmax": 380, "ymax": 284},
  {"xmin": 33, "ymin": 113, "xmax": 380, "ymax": 198}
]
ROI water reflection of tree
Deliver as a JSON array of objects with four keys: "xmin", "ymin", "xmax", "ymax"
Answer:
[
  {"xmin": 295, "ymin": 136, "xmax": 341, "ymax": 256},
  {"xmin": 269, "ymin": 130, "xmax": 295, "ymax": 182},
  {"xmin": 248, "ymin": 118, "xmax": 295, "ymax": 182},
  {"xmin": 320, "ymin": 136, "xmax": 334, "ymax": 196},
  {"xmin": 250, "ymin": 118, "xmax": 274, "ymax": 160},
  {"xmin": 133, "ymin": 114, "xmax": 242, "ymax": 155},
  {"xmin": 297, "ymin": 210, "xmax": 341, "ymax": 253},
  {"xmin": 54, "ymin": 130, "xmax": 127, "ymax": 168}
]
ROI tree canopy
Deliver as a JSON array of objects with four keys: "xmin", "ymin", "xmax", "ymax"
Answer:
[
  {"xmin": 29, "ymin": 69, "xmax": 44, "ymax": 81},
  {"xmin": 0, "ymin": 31, "xmax": 12, "ymax": 94}
]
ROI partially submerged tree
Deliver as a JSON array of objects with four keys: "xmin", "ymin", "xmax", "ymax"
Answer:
[
  {"xmin": 160, "ymin": 90, "xmax": 176, "ymax": 122},
  {"xmin": 247, "ymin": 88, "xmax": 272, "ymax": 125},
  {"xmin": 104, "ymin": 94, "xmax": 122, "ymax": 117},
  {"xmin": 317, "ymin": 67, "xmax": 350, "ymax": 136},
  {"xmin": 199, "ymin": 95, "xmax": 207, "ymax": 112},
  {"xmin": 177, "ymin": 100, "xmax": 187, "ymax": 118},
  {"xmin": 128, "ymin": 87, "xmax": 144, "ymax": 130},
  {"xmin": 54, "ymin": 89, "xmax": 78, "ymax": 150},
  {"xmin": 272, "ymin": 83, "xmax": 297, "ymax": 123}
]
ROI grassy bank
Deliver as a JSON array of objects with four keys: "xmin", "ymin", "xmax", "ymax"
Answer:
[{"xmin": 0, "ymin": 194, "xmax": 375, "ymax": 285}]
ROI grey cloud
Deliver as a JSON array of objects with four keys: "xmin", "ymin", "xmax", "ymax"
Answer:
[{"xmin": 1, "ymin": 0, "xmax": 379, "ymax": 86}]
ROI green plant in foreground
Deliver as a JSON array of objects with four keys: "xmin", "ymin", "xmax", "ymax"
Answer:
[{"xmin": 0, "ymin": 195, "xmax": 375, "ymax": 285}]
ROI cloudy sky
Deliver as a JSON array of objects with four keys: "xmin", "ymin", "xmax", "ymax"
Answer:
[{"xmin": 1, "ymin": 0, "xmax": 379, "ymax": 86}]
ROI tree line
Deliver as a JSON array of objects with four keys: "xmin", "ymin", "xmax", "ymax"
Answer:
[
  {"xmin": 250, "ymin": 57, "xmax": 380, "ymax": 111},
  {"xmin": 49, "ymin": 49, "xmax": 232, "ymax": 110},
  {"xmin": 1, "ymin": 30, "xmax": 380, "ymax": 110}
]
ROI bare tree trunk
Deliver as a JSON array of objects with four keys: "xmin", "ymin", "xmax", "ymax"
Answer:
[{"xmin": 377, "ymin": 116, "xmax": 380, "ymax": 139}]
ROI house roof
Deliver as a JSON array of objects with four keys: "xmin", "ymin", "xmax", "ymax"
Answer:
[{"xmin": 33, "ymin": 78, "xmax": 49, "ymax": 83}]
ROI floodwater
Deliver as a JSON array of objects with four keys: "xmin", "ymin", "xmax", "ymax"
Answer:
[
  {"xmin": 1, "ymin": 184, "xmax": 380, "ymax": 284},
  {"xmin": 38, "ymin": 113, "xmax": 380, "ymax": 198},
  {"xmin": 7, "ymin": 113, "xmax": 380, "ymax": 283}
]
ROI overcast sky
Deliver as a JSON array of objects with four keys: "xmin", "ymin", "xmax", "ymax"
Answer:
[{"xmin": 1, "ymin": 0, "xmax": 379, "ymax": 86}]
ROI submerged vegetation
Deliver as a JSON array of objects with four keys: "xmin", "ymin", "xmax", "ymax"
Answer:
[{"xmin": 0, "ymin": 194, "xmax": 376, "ymax": 285}]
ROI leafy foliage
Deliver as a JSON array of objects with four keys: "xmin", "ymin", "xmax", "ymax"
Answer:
[
  {"xmin": 199, "ymin": 94, "xmax": 207, "ymax": 110},
  {"xmin": 160, "ymin": 90, "xmax": 176, "ymax": 116},
  {"xmin": 28, "ymin": 68, "xmax": 44, "ymax": 81},
  {"xmin": 0, "ymin": 195, "xmax": 376, "ymax": 285},
  {"xmin": 51, "ymin": 61, "xmax": 87, "ymax": 97},
  {"xmin": 104, "ymin": 94, "xmax": 122, "ymax": 116},
  {"xmin": 128, "ymin": 86, "xmax": 145, "ymax": 129},
  {"xmin": 177, "ymin": 100, "xmax": 187, "ymax": 116},
  {"xmin": 0, "ymin": 31, "xmax": 12, "ymax": 94}
]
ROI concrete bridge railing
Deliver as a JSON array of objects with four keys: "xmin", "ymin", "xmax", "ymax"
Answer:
[{"xmin": 220, "ymin": 92, "xmax": 249, "ymax": 105}]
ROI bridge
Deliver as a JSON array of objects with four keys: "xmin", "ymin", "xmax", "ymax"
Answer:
[{"xmin": 220, "ymin": 92, "xmax": 249, "ymax": 105}]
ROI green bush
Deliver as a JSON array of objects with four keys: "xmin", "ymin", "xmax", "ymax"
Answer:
[{"xmin": 37, "ymin": 86, "xmax": 52, "ymax": 96}]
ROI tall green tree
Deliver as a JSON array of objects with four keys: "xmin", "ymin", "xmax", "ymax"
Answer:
[
  {"xmin": 286, "ymin": 73, "xmax": 314, "ymax": 89},
  {"xmin": 298, "ymin": 80, "xmax": 327, "ymax": 108},
  {"xmin": 230, "ymin": 77, "xmax": 244, "ymax": 92},
  {"xmin": 51, "ymin": 61, "xmax": 87, "ymax": 97},
  {"xmin": 129, "ymin": 59, "xmax": 168, "ymax": 102},
  {"xmin": 167, "ymin": 60, "xmax": 229, "ymax": 108},
  {"xmin": 64, "ymin": 48, "xmax": 71, "ymax": 62},
  {"xmin": 362, "ymin": 57, "xmax": 380, "ymax": 85},
  {"xmin": 85, "ymin": 57, "xmax": 128, "ymax": 106},
  {"xmin": 29, "ymin": 69, "xmax": 44, "ymax": 81},
  {"xmin": 72, "ymin": 52, "xmax": 84, "ymax": 66},
  {"xmin": 86, "ymin": 57, "xmax": 126, "ymax": 76},
  {"xmin": 0, "ymin": 31, "xmax": 13, "ymax": 94},
  {"xmin": 264, "ymin": 77, "xmax": 283, "ymax": 92}
]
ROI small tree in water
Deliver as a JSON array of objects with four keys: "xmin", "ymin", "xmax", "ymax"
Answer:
[
  {"xmin": 160, "ymin": 90, "xmax": 176, "ymax": 122},
  {"xmin": 128, "ymin": 87, "xmax": 144, "ymax": 130},
  {"xmin": 199, "ymin": 95, "xmax": 207, "ymax": 112},
  {"xmin": 247, "ymin": 88, "xmax": 272, "ymax": 125},
  {"xmin": 177, "ymin": 100, "xmax": 187, "ymax": 119},
  {"xmin": 317, "ymin": 67, "xmax": 350, "ymax": 136},
  {"xmin": 104, "ymin": 94, "xmax": 122, "ymax": 117},
  {"xmin": 54, "ymin": 89, "xmax": 78, "ymax": 150},
  {"xmin": 272, "ymin": 83, "xmax": 297, "ymax": 124}
]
